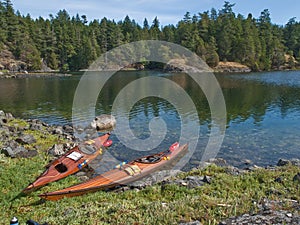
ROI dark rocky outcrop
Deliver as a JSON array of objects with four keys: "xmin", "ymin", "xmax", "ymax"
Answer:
[
  {"xmin": 2, "ymin": 141, "xmax": 28, "ymax": 158},
  {"xmin": 219, "ymin": 207, "xmax": 300, "ymax": 225},
  {"xmin": 0, "ymin": 110, "xmax": 76, "ymax": 159},
  {"xmin": 277, "ymin": 158, "xmax": 300, "ymax": 167}
]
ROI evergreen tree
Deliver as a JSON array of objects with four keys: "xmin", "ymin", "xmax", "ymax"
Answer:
[
  {"xmin": 0, "ymin": 0, "xmax": 298, "ymax": 71},
  {"xmin": 0, "ymin": 1, "xmax": 7, "ymax": 46},
  {"xmin": 4, "ymin": 0, "xmax": 20, "ymax": 54},
  {"xmin": 150, "ymin": 17, "xmax": 160, "ymax": 39},
  {"xmin": 284, "ymin": 18, "xmax": 300, "ymax": 59},
  {"xmin": 258, "ymin": 9, "xmax": 274, "ymax": 70},
  {"xmin": 204, "ymin": 36, "xmax": 219, "ymax": 67},
  {"xmin": 142, "ymin": 18, "xmax": 150, "ymax": 39},
  {"xmin": 161, "ymin": 25, "xmax": 176, "ymax": 42},
  {"xmin": 215, "ymin": 2, "xmax": 236, "ymax": 61}
]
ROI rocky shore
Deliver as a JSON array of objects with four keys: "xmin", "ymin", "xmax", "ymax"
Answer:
[
  {"xmin": 1, "ymin": 110, "xmax": 299, "ymax": 224},
  {"xmin": 0, "ymin": 72, "xmax": 72, "ymax": 79},
  {"xmin": 213, "ymin": 62, "xmax": 252, "ymax": 73},
  {"xmin": 0, "ymin": 110, "xmax": 75, "ymax": 158}
]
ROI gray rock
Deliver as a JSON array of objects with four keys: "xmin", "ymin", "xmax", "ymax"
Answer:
[
  {"xmin": 48, "ymin": 144, "xmax": 65, "ymax": 156},
  {"xmin": 207, "ymin": 158, "xmax": 228, "ymax": 167},
  {"xmin": 76, "ymin": 172, "xmax": 86, "ymax": 177},
  {"xmin": 2, "ymin": 141, "xmax": 28, "ymax": 158},
  {"xmin": 293, "ymin": 173, "xmax": 300, "ymax": 183},
  {"xmin": 220, "ymin": 210, "xmax": 300, "ymax": 225},
  {"xmin": 5, "ymin": 112, "xmax": 14, "ymax": 119},
  {"xmin": 203, "ymin": 175, "xmax": 212, "ymax": 184},
  {"xmin": 277, "ymin": 159, "xmax": 291, "ymax": 166},
  {"xmin": 2, "ymin": 146, "xmax": 15, "ymax": 157},
  {"xmin": 16, "ymin": 150, "xmax": 38, "ymax": 158},
  {"xmin": 63, "ymin": 124, "xmax": 73, "ymax": 134},
  {"xmin": 162, "ymin": 175, "xmax": 209, "ymax": 189},
  {"xmin": 29, "ymin": 122, "xmax": 43, "ymax": 131},
  {"xmin": 184, "ymin": 176, "xmax": 205, "ymax": 188},
  {"xmin": 277, "ymin": 158, "xmax": 300, "ymax": 167},
  {"xmin": 274, "ymin": 176, "xmax": 283, "ymax": 183},
  {"xmin": 243, "ymin": 159, "xmax": 252, "ymax": 165},
  {"xmin": 0, "ymin": 126, "xmax": 10, "ymax": 139},
  {"xmin": 15, "ymin": 134, "xmax": 36, "ymax": 145},
  {"xmin": 52, "ymin": 126, "xmax": 63, "ymax": 135},
  {"xmin": 179, "ymin": 221, "xmax": 202, "ymax": 225},
  {"xmin": 130, "ymin": 170, "xmax": 182, "ymax": 188},
  {"xmin": 290, "ymin": 159, "xmax": 300, "ymax": 167},
  {"xmin": 91, "ymin": 114, "xmax": 116, "ymax": 131},
  {"xmin": 190, "ymin": 160, "xmax": 201, "ymax": 166}
]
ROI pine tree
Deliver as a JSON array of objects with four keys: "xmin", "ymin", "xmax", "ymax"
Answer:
[
  {"xmin": 284, "ymin": 18, "xmax": 300, "ymax": 59},
  {"xmin": 258, "ymin": 9, "xmax": 273, "ymax": 70},
  {"xmin": 0, "ymin": 0, "xmax": 299, "ymax": 72},
  {"xmin": 215, "ymin": 2, "xmax": 236, "ymax": 61},
  {"xmin": 0, "ymin": 1, "xmax": 7, "ymax": 45},
  {"xmin": 150, "ymin": 17, "xmax": 160, "ymax": 39},
  {"xmin": 204, "ymin": 36, "xmax": 219, "ymax": 67},
  {"xmin": 4, "ymin": 0, "xmax": 21, "ymax": 55}
]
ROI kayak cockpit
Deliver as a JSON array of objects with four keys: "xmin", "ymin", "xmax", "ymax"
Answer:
[
  {"xmin": 135, "ymin": 155, "xmax": 162, "ymax": 164},
  {"xmin": 54, "ymin": 163, "xmax": 68, "ymax": 173},
  {"xmin": 79, "ymin": 144, "xmax": 97, "ymax": 155}
]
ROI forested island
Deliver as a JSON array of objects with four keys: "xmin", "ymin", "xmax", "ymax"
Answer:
[{"xmin": 0, "ymin": 0, "xmax": 300, "ymax": 73}]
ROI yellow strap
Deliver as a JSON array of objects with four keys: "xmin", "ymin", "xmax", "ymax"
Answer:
[
  {"xmin": 124, "ymin": 165, "xmax": 141, "ymax": 176},
  {"xmin": 85, "ymin": 140, "xmax": 95, "ymax": 145}
]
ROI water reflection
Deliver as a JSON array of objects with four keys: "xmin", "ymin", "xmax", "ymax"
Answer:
[{"xmin": 0, "ymin": 71, "xmax": 299, "ymax": 168}]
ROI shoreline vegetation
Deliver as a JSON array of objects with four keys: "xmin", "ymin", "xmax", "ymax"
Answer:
[
  {"xmin": 1, "ymin": 1, "xmax": 300, "ymax": 75},
  {"xmin": 0, "ymin": 111, "xmax": 299, "ymax": 224},
  {"xmin": 1, "ymin": 61, "xmax": 299, "ymax": 79}
]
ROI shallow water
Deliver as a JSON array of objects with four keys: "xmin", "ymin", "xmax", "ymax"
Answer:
[{"xmin": 0, "ymin": 70, "xmax": 299, "ymax": 169}]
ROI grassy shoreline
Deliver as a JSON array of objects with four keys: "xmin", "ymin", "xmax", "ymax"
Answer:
[{"xmin": 0, "ymin": 118, "xmax": 299, "ymax": 224}]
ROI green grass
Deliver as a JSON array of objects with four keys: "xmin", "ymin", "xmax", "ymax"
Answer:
[
  {"xmin": 1, "ymin": 119, "xmax": 299, "ymax": 224},
  {"xmin": 1, "ymin": 155, "xmax": 299, "ymax": 225}
]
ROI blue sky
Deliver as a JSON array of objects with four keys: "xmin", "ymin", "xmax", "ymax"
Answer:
[{"xmin": 11, "ymin": 0, "xmax": 300, "ymax": 26}]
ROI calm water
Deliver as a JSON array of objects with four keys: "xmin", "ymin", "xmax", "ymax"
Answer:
[{"xmin": 0, "ymin": 70, "xmax": 299, "ymax": 169}]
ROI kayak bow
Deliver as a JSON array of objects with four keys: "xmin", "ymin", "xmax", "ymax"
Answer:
[{"xmin": 23, "ymin": 133, "xmax": 111, "ymax": 193}]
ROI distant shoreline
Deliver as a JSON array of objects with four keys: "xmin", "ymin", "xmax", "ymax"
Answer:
[
  {"xmin": 1, "ymin": 62, "xmax": 300, "ymax": 79},
  {"xmin": 0, "ymin": 72, "xmax": 72, "ymax": 79}
]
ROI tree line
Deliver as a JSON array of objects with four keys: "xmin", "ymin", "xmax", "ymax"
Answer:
[{"xmin": 0, "ymin": 0, "xmax": 300, "ymax": 72}]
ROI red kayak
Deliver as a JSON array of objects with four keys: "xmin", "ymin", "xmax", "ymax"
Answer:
[
  {"xmin": 23, "ymin": 133, "xmax": 112, "ymax": 193},
  {"xmin": 40, "ymin": 142, "xmax": 188, "ymax": 200}
]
